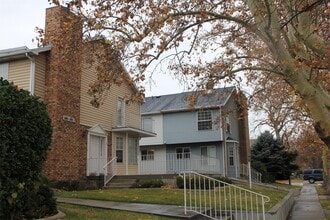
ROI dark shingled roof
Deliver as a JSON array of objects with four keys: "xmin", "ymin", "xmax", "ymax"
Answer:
[{"xmin": 142, "ymin": 87, "xmax": 235, "ymax": 114}]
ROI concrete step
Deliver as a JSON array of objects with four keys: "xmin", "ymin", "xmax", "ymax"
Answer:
[{"xmin": 104, "ymin": 176, "xmax": 137, "ymax": 188}]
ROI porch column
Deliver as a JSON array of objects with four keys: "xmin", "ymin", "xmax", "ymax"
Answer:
[{"xmin": 125, "ymin": 132, "xmax": 128, "ymax": 175}]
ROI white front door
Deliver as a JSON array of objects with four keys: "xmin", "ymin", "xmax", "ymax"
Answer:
[{"xmin": 88, "ymin": 135, "xmax": 106, "ymax": 176}]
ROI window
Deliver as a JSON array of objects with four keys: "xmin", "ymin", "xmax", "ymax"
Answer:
[
  {"xmin": 142, "ymin": 117, "xmax": 154, "ymax": 132},
  {"xmin": 0, "ymin": 63, "xmax": 9, "ymax": 80},
  {"xmin": 117, "ymin": 98, "xmax": 125, "ymax": 126},
  {"xmin": 198, "ymin": 110, "xmax": 212, "ymax": 130},
  {"xmin": 229, "ymin": 147, "xmax": 234, "ymax": 166},
  {"xmin": 225, "ymin": 116, "xmax": 231, "ymax": 133},
  {"xmin": 116, "ymin": 137, "xmax": 123, "ymax": 163},
  {"xmin": 141, "ymin": 149, "xmax": 154, "ymax": 161},
  {"xmin": 128, "ymin": 138, "xmax": 138, "ymax": 164},
  {"xmin": 176, "ymin": 147, "xmax": 190, "ymax": 159}
]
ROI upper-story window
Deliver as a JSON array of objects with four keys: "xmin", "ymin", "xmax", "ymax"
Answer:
[
  {"xmin": 142, "ymin": 117, "xmax": 154, "ymax": 132},
  {"xmin": 225, "ymin": 116, "xmax": 231, "ymax": 133},
  {"xmin": 198, "ymin": 110, "xmax": 212, "ymax": 130},
  {"xmin": 0, "ymin": 63, "xmax": 9, "ymax": 80},
  {"xmin": 117, "ymin": 98, "xmax": 125, "ymax": 126}
]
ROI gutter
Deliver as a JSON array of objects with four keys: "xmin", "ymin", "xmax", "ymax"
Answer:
[{"xmin": 25, "ymin": 53, "xmax": 36, "ymax": 95}]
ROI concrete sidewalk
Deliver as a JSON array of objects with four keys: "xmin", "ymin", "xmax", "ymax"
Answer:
[
  {"xmin": 57, "ymin": 197, "xmax": 198, "ymax": 219},
  {"xmin": 287, "ymin": 183, "xmax": 326, "ymax": 220}
]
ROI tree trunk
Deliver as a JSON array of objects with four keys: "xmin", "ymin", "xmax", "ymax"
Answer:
[
  {"xmin": 295, "ymin": 83, "xmax": 330, "ymax": 193},
  {"xmin": 323, "ymin": 148, "xmax": 330, "ymax": 192}
]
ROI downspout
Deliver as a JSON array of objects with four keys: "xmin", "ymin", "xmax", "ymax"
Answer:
[{"xmin": 25, "ymin": 53, "xmax": 35, "ymax": 95}]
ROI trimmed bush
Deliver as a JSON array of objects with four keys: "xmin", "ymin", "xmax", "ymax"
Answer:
[
  {"xmin": 0, "ymin": 79, "xmax": 54, "ymax": 219},
  {"xmin": 132, "ymin": 179, "xmax": 165, "ymax": 188}
]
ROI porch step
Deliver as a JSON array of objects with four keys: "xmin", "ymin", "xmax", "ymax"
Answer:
[{"xmin": 104, "ymin": 176, "xmax": 137, "ymax": 188}]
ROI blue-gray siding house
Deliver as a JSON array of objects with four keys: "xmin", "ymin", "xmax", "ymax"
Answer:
[{"xmin": 139, "ymin": 87, "xmax": 250, "ymax": 178}]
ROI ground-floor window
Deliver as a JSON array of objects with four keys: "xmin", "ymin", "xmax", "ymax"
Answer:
[
  {"xmin": 176, "ymin": 147, "xmax": 190, "ymax": 159},
  {"xmin": 116, "ymin": 137, "xmax": 123, "ymax": 163},
  {"xmin": 229, "ymin": 146, "xmax": 234, "ymax": 166},
  {"xmin": 141, "ymin": 149, "xmax": 155, "ymax": 160},
  {"xmin": 128, "ymin": 137, "xmax": 138, "ymax": 164}
]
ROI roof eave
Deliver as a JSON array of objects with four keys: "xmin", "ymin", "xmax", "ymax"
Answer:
[{"xmin": 0, "ymin": 45, "xmax": 52, "ymax": 62}]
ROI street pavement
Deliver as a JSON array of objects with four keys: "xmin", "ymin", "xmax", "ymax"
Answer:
[{"xmin": 287, "ymin": 182, "xmax": 326, "ymax": 220}]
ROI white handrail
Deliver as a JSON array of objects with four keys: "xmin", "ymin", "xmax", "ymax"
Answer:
[
  {"xmin": 103, "ymin": 157, "xmax": 117, "ymax": 186},
  {"xmin": 182, "ymin": 171, "xmax": 270, "ymax": 220},
  {"xmin": 241, "ymin": 163, "xmax": 263, "ymax": 183}
]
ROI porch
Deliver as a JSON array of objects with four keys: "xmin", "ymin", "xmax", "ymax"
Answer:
[{"xmin": 138, "ymin": 152, "xmax": 223, "ymax": 175}]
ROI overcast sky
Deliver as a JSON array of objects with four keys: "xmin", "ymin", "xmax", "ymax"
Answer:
[
  {"xmin": 0, "ymin": 0, "xmax": 267, "ymax": 137},
  {"xmin": 0, "ymin": 0, "xmax": 184, "ymax": 96}
]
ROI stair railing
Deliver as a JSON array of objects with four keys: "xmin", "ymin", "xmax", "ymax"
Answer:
[
  {"xmin": 241, "ymin": 163, "xmax": 263, "ymax": 183},
  {"xmin": 182, "ymin": 171, "xmax": 270, "ymax": 220},
  {"xmin": 103, "ymin": 157, "xmax": 117, "ymax": 186}
]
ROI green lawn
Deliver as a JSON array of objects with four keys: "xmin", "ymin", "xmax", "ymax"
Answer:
[
  {"xmin": 316, "ymin": 185, "xmax": 330, "ymax": 220},
  {"xmin": 55, "ymin": 185, "xmax": 288, "ymax": 211},
  {"xmin": 57, "ymin": 204, "xmax": 174, "ymax": 220}
]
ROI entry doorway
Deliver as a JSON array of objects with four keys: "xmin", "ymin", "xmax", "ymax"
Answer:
[{"xmin": 87, "ymin": 125, "xmax": 108, "ymax": 176}]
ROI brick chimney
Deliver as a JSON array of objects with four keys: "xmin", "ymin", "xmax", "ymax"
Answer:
[{"xmin": 43, "ymin": 6, "xmax": 85, "ymax": 180}]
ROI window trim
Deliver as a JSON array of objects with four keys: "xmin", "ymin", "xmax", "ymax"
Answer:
[
  {"xmin": 197, "ymin": 110, "xmax": 213, "ymax": 131},
  {"xmin": 176, "ymin": 147, "xmax": 191, "ymax": 159},
  {"xmin": 225, "ymin": 116, "xmax": 231, "ymax": 133},
  {"xmin": 141, "ymin": 149, "xmax": 155, "ymax": 161},
  {"xmin": 229, "ymin": 146, "xmax": 234, "ymax": 166},
  {"xmin": 117, "ymin": 98, "xmax": 125, "ymax": 127},
  {"xmin": 128, "ymin": 137, "xmax": 138, "ymax": 164},
  {"xmin": 0, "ymin": 63, "xmax": 9, "ymax": 80},
  {"xmin": 142, "ymin": 116, "xmax": 154, "ymax": 132},
  {"xmin": 116, "ymin": 137, "xmax": 124, "ymax": 163}
]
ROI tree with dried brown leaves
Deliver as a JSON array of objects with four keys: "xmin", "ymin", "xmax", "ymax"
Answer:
[{"xmin": 48, "ymin": 0, "xmax": 330, "ymax": 190}]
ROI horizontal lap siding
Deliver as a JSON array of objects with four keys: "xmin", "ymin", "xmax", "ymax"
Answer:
[
  {"xmin": 80, "ymin": 62, "xmax": 141, "ymax": 130},
  {"xmin": 80, "ymin": 63, "xmax": 113, "ymax": 130},
  {"xmin": 34, "ymin": 54, "xmax": 46, "ymax": 100},
  {"xmin": 8, "ymin": 59, "xmax": 30, "ymax": 92}
]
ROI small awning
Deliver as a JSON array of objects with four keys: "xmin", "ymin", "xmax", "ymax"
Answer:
[{"xmin": 112, "ymin": 126, "xmax": 156, "ymax": 138}]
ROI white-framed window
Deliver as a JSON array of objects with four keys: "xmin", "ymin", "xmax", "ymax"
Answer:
[
  {"xmin": 225, "ymin": 116, "xmax": 231, "ymax": 133},
  {"xmin": 229, "ymin": 146, "xmax": 234, "ymax": 166},
  {"xmin": 128, "ymin": 137, "xmax": 138, "ymax": 164},
  {"xmin": 0, "ymin": 63, "xmax": 9, "ymax": 80},
  {"xmin": 116, "ymin": 137, "xmax": 123, "ymax": 163},
  {"xmin": 142, "ymin": 117, "xmax": 154, "ymax": 132},
  {"xmin": 117, "ymin": 98, "xmax": 125, "ymax": 126},
  {"xmin": 198, "ymin": 110, "xmax": 212, "ymax": 130},
  {"xmin": 141, "ymin": 149, "xmax": 154, "ymax": 161},
  {"xmin": 176, "ymin": 147, "xmax": 190, "ymax": 159}
]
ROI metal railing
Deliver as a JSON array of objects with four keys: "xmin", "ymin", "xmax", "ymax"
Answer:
[
  {"xmin": 138, "ymin": 153, "xmax": 221, "ymax": 175},
  {"xmin": 241, "ymin": 163, "xmax": 263, "ymax": 183},
  {"xmin": 182, "ymin": 171, "xmax": 270, "ymax": 220},
  {"xmin": 103, "ymin": 157, "xmax": 117, "ymax": 186}
]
